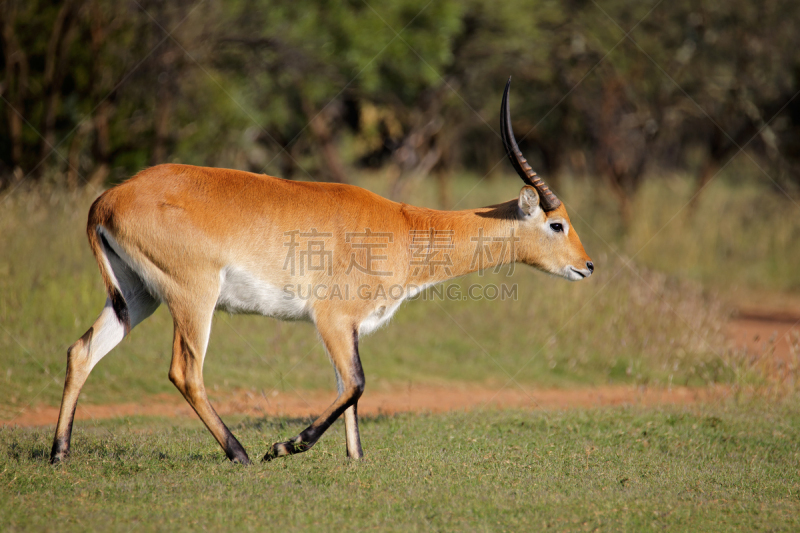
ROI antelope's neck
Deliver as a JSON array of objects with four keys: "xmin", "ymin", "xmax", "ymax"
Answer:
[{"xmin": 403, "ymin": 200, "xmax": 520, "ymax": 287}]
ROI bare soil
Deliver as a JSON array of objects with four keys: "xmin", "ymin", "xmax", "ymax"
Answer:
[
  {"xmin": 2, "ymin": 311, "xmax": 797, "ymax": 429},
  {"xmin": 727, "ymin": 312, "xmax": 800, "ymax": 363},
  {"xmin": 1, "ymin": 384, "xmax": 725, "ymax": 428}
]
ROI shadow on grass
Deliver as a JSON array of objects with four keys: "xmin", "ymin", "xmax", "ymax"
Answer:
[
  {"xmin": 237, "ymin": 410, "xmax": 409, "ymax": 433},
  {"xmin": 5, "ymin": 440, "xmax": 49, "ymax": 463}
]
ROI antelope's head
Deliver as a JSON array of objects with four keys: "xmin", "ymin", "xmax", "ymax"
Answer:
[{"xmin": 501, "ymin": 78, "xmax": 593, "ymax": 281}]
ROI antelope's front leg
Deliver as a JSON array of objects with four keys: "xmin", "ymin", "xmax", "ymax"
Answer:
[{"xmin": 264, "ymin": 325, "xmax": 364, "ymax": 461}]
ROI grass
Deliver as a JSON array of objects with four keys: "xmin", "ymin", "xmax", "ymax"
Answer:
[
  {"xmin": 0, "ymin": 175, "xmax": 735, "ymax": 414},
  {"xmin": 2, "ymin": 401, "xmax": 800, "ymax": 531},
  {"xmin": 1, "ymin": 169, "xmax": 800, "ymax": 531},
  {"xmin": 3, "ymin": 168, "xmax": 799, "ymax": 412}
]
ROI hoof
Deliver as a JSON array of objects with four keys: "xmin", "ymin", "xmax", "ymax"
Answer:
[
  {"xmin": 50, "ymin": 452, "xmax": 67, "ymax": 465},
  {"xmin": 50, "ymin": 441, "xmax": 69, "ymax": 465},
  {"xmin": 263, "ymin": 440, "xmax": 309, "ymax": 462},
  {"xmin": 262, "ymin": 442, "xmax": 283, "ymax": 462},
  {"xmin": 230, "ymin": 455, "xmax": 251, "ymax": 466}
]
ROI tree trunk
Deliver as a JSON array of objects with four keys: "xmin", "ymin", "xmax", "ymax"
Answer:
[
  {"xmin": 151, "ymin": 78, "xmax": 174, "ymax": 165},
  {"xmin": 67, "ymin": 121, "xmax": 93, "ymax": 189},
  {"xmin": 149, "ymin": 3, "xmax": 180, "ymax": 166},
  {"xmin": 303, "ymin": 98, "xmax": 349, "ymax": 183},
  {"xmin": 88, "ymin": 0, "xmax": 111, "ymax": 187},
  {"xmin": 0, "ymin": 2, "xmax": 29, "ymax": 180},
  {"xmin": 40, "ymin": 0, "xmax": 78, "ymax": 170},
  {"xmin": 437, "ymin": 171, "xmax": 450, "ymax": 210},
  {"xmin": 689, "ymin": 157, "xmax": 720, "ymax": 209},
  {"xmin": 388, "ymin": 116, "xmax": 443, "ymax": 201}
]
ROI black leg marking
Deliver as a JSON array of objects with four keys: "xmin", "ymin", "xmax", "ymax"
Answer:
[
  {"xmin": 351, "ymin": 328, "xmax": 365, "ymax": 392},
  {"xmin": 263, "ymin": 438, "xmax": 312, "ymax": 461},
  {"xmin": 263, "ymin": 327, "xmax": 365, "ymax": 463},
  {"xmin": 99, "ymin": 233, "xmax": 130, "ymax": 330},
  {"xmin": 263, "ymin": 427, "xmax": 320, "ymax": 461},
  {"xmin": 224, "ymin": 433, "xmax": 251, "ymax": 465},
  {"xmin": 50, "ymin": 328, "xmax": 95, "ymax": 465},
  {"xmin": 50, "ymin": 402, "xmax": 77, "ymax": 464}
]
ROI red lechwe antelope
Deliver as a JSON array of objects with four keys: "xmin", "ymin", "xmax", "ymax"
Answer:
[{"xmin": 50, "ymin": 78, "xmax": 593, "ymax": 465}]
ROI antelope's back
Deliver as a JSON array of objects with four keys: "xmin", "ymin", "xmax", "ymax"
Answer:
[{"xmin": 91, "ymin": 164, "xmax": 410, "ymax": 289}]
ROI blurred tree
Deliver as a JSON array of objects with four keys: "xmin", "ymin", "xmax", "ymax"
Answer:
[
  {"xmin": 215, "ymin": 0, "xmax": 463, "ymax": 187},
  {"xmin": 0, "ymin": 0, "xmax": 31, "ymax": 183},
  {"xmin": 0, "ymin": 0, "xmax": 798, "ymax": 209}
]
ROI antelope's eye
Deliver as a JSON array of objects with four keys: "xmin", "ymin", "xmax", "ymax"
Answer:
[{"xmin": 550, "ymin": 223, "xmax": 563, "ymax": 233}]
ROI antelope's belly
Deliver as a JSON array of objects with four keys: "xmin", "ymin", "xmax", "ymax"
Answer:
[{"xmin": 216, "ymin": 266, "xmax": 309, "ymax": 320}]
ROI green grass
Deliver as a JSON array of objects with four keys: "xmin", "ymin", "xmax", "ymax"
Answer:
[
  {"xmin": 2, "ymin": 172, "xmax": 799, "ymax": 531},
  {"xmin": 2, "ymin": 168, "xmax": 798, "ymax": 413},
  {"xmin": 0, "ymin": 178, "xmax": 732, "ymax": 414},
  {"xmin": 5, "ymin": 168, "xmax": 798, "ymax": 411},
  {"xmin": 2, "ymin": 401, "xmax": 800, "ymax": 531}
]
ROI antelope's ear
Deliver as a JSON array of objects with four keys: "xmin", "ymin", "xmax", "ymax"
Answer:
[{"xmin": 518, "ymin": 186, "xmax": 541, "ymax": 217}]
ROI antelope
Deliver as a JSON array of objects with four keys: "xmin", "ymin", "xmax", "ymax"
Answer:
[{"xmin": 50, "ymin": 78, "xmax": 593, "ymax": 465}]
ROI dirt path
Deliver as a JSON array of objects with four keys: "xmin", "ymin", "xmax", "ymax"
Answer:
[
  {"xmin": 2, "ymin": 309, "xmax": 797, "ymax": 429},
  {"xmin": 1, "ymin": 384, "xmax": 723, "ymax": 428},
  {"xmin": 727, "ymin": 312, "xmax": 800, "ymax": 363}
]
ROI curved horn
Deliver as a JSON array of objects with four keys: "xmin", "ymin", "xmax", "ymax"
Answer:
[{"xmin": 501, "ymin": 77, "xmax": 561, "ymax": 211}]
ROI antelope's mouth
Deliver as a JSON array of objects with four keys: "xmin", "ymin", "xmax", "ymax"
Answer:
[
  {"xmin": 570, "ymin": 267, "xmax": 586, "ymax": 278},
  {"xmin": 567, "ymin": 266, "xmax": 593, "ymax": 281}
]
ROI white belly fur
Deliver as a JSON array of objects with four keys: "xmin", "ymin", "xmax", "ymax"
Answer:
[
  {"xmin": 217, "ymin": 266, "xmax": 309, "ymax": 320},
  {"xmin": 217, "ymin": 265, "xmax": 407, "ymax": 336},
  {"xmin": 358, "ymin": 301, "xmax": 403, "ymax": 336}
]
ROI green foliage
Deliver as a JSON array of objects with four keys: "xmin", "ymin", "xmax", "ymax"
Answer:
[
  {"xmin": 3, "ymin": 0, "xmax": 800, "ymax": 193},
  {"xmin": 2, "ymin": 403, "xmax": 800, "ymax": 531}
]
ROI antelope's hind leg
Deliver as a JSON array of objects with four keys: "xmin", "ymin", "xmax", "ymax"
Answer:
[
  {"xmin": 50, "ymin": 291, "xmax": 159, "ymax": 464},
  {"xmin": 168, "ymin": 302, "xmax": 250, "ymax": 465},
  {"xmin": 264, "ymin": 326, "xmax": 364, "ymax": 461}
]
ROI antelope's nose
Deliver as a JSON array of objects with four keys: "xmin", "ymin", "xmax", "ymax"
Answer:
[{"xmin": 586, "ymin": 261, "xmax": 594, "ymax": 273}]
